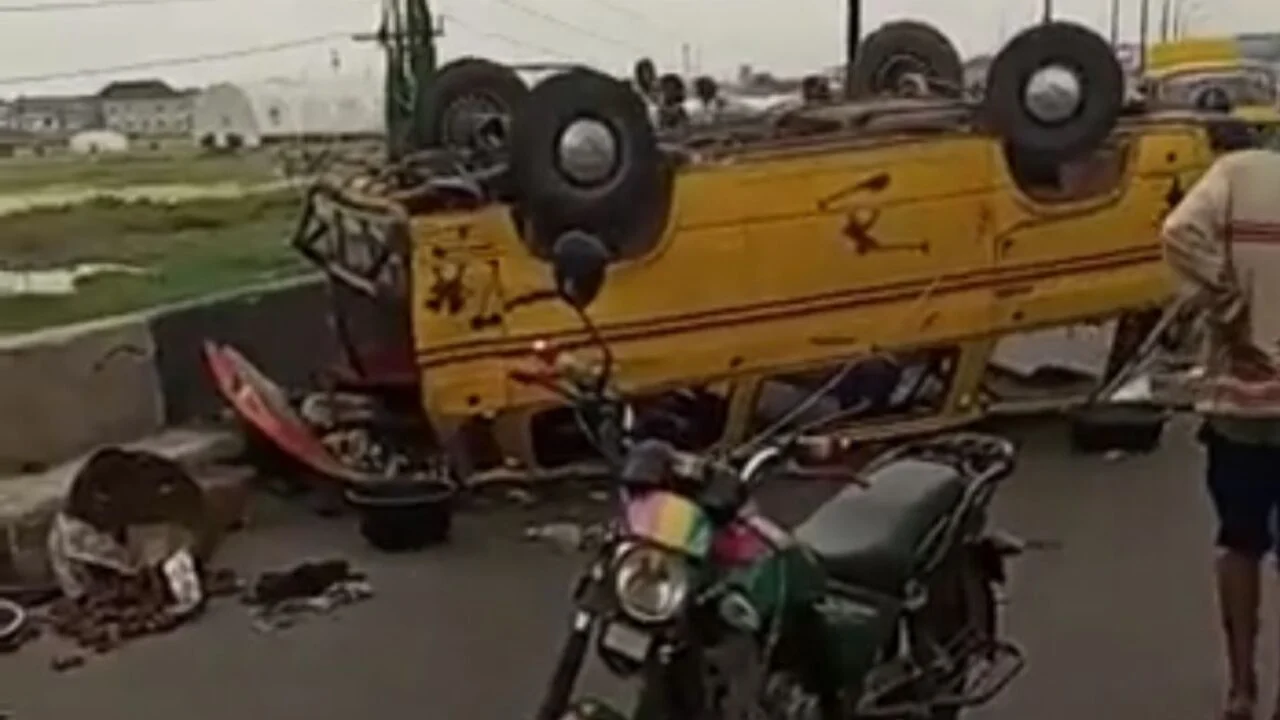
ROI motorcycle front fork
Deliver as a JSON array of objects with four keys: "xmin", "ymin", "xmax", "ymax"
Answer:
[{"xmin": 536, "ymin": 610, "xmax": 595, "ymax": 720}]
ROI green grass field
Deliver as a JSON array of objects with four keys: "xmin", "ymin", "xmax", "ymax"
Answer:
[
  {"xmin": 0, "ymin": 192, "xmax": 309, "ymax": 334},
  {"xmin": 0, "ymin": 150, "xmax": 279, "ymax": 195}
]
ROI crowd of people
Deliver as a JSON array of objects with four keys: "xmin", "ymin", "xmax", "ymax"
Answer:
[{"xmin": 628, "ymin": 57, "xmax": 837, "ymax": 132}]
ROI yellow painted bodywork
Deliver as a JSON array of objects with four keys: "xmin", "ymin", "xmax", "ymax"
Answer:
[
  {"xmin": 1144, "ymin": 49, "xmax": 1280, "ymax": 126},
  {"xmin": 407, "ymin": 121, "xmax": 1216, "ymax": 461},
  {"xmin": 1145, "ymin": 38, "xmax": 1241, "ymax": 73}
]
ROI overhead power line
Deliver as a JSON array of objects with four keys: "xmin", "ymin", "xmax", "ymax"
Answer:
[
  {"xmin": 584, "ymin": 0, "xmax": 683, "ymax": 42},
  {"xmin": 443, "ymin": 14, "xmax": 574, "ymax": 61},
  {"xmin": 0, "ymin": 32, "xmax": 348, "ymax": 86},
  {"xmin": 0, "ymin": 0, "xmax": 214, "ymax": 12},
  {"xmin": 487, "ymin": 0, "xmax": 646, "ymax": 54}
]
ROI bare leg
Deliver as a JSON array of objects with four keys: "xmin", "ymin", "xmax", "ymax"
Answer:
[{"xmin": 1217, "ymin": 549, "xmax": 1261, "ymax": 719}]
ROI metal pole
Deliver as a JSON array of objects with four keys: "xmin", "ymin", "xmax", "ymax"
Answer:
[
  {"xmin": 1109, "ymin": 0, "xmax": 1120, "ymax": 45},
  {"xmin": 1159, "ymin": 0, "xmax": 1172, "ymax": 42},
  {"xmin": 1042, "ymin": 0, "xmax": 1052, "ymax": 23},
  {"xmin": 1138, "ymin": 0, "xmax": 1150, "ymax": 75},
  {"xmin": 844, "ymin": 0, "xmax": 860, "ymax": 98}
]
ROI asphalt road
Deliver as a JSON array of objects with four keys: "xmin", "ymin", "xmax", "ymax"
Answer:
[{"xmin": 0, "ymin": 417, "xmax": 1269, "ymax": 720}]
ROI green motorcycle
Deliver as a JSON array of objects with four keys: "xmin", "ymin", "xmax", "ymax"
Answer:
[{"xmin": 528, "ymin": 231, "xmax": 1026, "ymax": 720}]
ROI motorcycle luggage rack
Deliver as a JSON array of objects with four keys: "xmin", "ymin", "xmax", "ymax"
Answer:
[{"xmin": 853, "ymin": 630, "xmax": 1024, "ymax": 717}]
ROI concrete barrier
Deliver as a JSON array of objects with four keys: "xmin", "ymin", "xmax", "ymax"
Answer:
[
  {"xmin": 0, "ymin": 274, "xmax": 334, "ymax": 475},
  {"xmin": 149, "ymin": 276, "xmax": 334, "ymax": 425},
  {"xmin": 0, "ymin": 276, "xmax": 335, "ymax": 587},
  {"xmin": 0, "ymin": 317, "xmax": 164, "ymax": 475}
]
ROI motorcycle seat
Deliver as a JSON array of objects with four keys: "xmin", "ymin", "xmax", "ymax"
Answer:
[{"xmin": 792, "ymin": 458, "xmax": 966, "ymax": 595}]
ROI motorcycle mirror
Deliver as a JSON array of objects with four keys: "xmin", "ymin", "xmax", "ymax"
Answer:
[{"xmin": 551, "ymin": 230, "xmax": 610, "ymax": 311}]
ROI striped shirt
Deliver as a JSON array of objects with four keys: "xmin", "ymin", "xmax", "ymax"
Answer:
[{"xmin": 1161, "ymin": 148, "xmax": 1280, "ymax": 441}]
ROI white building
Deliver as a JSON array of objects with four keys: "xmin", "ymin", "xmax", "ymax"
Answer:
[
  {"xmin": 68, "ymin": 129, "xmax": 129, "ymax": 154},
  {"xmin": 191, "ymin": 77, "xmax": 383, "ymax": 149}
]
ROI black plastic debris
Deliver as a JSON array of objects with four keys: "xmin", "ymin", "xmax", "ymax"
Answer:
[{"xmin": 243, "ymin": 559, "xmax": 372, "ymax": 632}]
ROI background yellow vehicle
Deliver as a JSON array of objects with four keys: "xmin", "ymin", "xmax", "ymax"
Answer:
[
  {"xmin": 240, "ymin": 21, "xmax": 1228, "ymax": 485},
  {"xmin": 1140, "ymin": 38, "xmax": 1280, "ymax": 138}
]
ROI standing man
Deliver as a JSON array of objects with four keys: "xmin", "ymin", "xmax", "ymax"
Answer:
[
  {"xmin": 1162, "ymin": 143, "xmax": 1280, "ymax": 720},
  {"xmin": 655, "ymin": 73, "xmax": 690, "ymax": 132},
  {"xmin": 690, "ymin": 75, "xmax": 726, "ymax": 126}
]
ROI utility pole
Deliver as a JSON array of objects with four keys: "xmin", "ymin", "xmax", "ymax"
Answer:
[
  {"xmin": 1138, "ymin": 0, "xmax": 1151, "ymax": 75},
  {"xmin": 354, "ymin": 0, "xmax": 442, "ymax": 160},
  {"xmin": 1159, "ymin": 0, "xmax": 1172, "ymax": 42},
  {"xmin": 844, "ymin": 0, "xmax": 860, "ymax": 98}
]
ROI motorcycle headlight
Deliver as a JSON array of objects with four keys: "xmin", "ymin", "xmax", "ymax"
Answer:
[{"xmin": 612, "ymin": 545, "xmax": 691, "ymax": 623}]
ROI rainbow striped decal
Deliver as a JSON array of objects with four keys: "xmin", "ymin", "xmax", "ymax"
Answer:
[{"xmin": 624, "ymin": 491, "xmax": 713, "ymax": 558}]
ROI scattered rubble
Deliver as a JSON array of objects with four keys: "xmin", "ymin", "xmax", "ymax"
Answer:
[
  {"xmin": 2, "ymin": 445, "xmax": 374, "ymax": 669},
  {"xmin": 46, "ymin": 572, "xmax": 190, "ymax": 653},
  {"xmin": 244, "ymin": 559, "xmax": 373, "ymax": 632}
]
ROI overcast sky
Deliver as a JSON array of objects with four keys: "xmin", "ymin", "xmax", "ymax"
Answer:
[{"xmin": 0, "ymin": 0, "xmax": 1273, "ymax": 96}]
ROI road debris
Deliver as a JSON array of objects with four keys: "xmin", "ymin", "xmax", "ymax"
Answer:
[
  {"xmin": 45, "ymin": 571, "xmax": 188, "ymax": 653},
  {"xmin": 524, "ymin": 521, "xmax": 607, "ymax": 553},
  {"xmin": 50, "ymin": 653, "xmax": 86, "ymax": 673},
  {"xmin": 0, "ymin": 598, "xmax": 33, "ymax": 653},
  {"xmin": 244, "ymin": 559, "xmax": 372, "ymax": 632},
  {"xmin": 38, "ymin": 447, "xmax": 222, "ymax": 658}
]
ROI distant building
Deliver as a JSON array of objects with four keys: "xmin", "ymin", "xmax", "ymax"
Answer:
[
  {"xmin": 69, "ymin": 129, "xmax": 130, "ymax": 154},
  {"xmin": 98, "ymin": 79, "xmax": 196, "ymax": 137},
  {"xmin": 0, "ymin": 128, "xmax": 34, "ymax": 157},
  {"xmin": 11, "ymin": 95, "xmax": 100, "ymax": 135},
  {"xmin": 191, "ymin": 77, "xmax": 383, "ymax": 149}
]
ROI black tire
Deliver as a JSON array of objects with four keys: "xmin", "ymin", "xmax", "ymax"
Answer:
[
  {"xmin": 984, "ymin": 21, "xmax": 1123, "ymax": 164},
  {"xmin": 418, "ymin": 57, "xmax": 529, "ymax": 152},
  {"xmin": 851, "ymin": 20, "xmax": 963, "ymax": 98},
  {"xmin": 511, "ymin": 68, "xmax": 673, "ymax": 259}
]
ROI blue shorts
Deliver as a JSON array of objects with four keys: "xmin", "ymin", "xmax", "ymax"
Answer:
[{"xmin": 1202, "ymin": 425, "xmax": 1280, "ymax": 558}]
